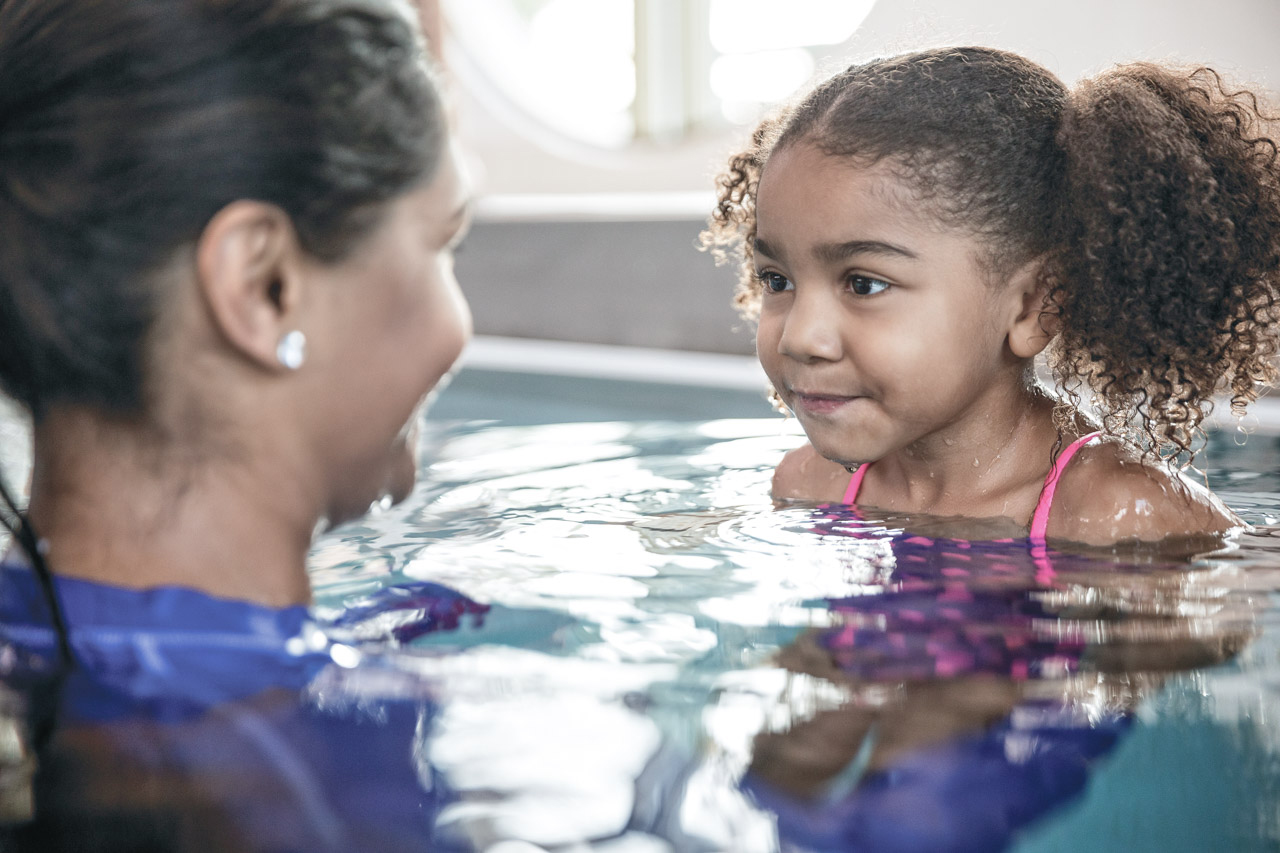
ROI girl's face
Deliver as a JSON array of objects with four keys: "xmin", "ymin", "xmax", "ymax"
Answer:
[
  {"xmin": 753, "ymin": 143, "xmax": 1025, "ymax": 468},
  {"xmin": 302, "ymin": 142, "xmax": 472, "ymax": 525}
]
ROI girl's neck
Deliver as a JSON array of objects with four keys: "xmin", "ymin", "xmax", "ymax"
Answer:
[
  {"xmin": 866, "ymin": 383, "xmax": 1064, "ymax": 518},
  {"xmin": 24, "ymin": 410, "xmax": 315, "ymax": 608}
]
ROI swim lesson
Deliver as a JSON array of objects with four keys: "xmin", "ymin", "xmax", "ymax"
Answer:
[{"xmin": 2, "ymin": 0, "xmax": 1280, "ymax": 850}]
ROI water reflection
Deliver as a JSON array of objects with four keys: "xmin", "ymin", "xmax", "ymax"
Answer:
[
  {"xmin": 1, "ymin": 420, "xmax": 1278, "ymax": 850},
  {"xmin": 717, "ymin": 515, "xmax": 1252, "ymax": 851}
]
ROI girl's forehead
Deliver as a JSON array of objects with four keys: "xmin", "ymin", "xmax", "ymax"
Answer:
[
  {"xmin": 756, "ymin": 145, "xmax": 951, "ymax": 240},
  {"xmin": 754, "ymin": 143, "xmax": 1002, "ymax": 281}
]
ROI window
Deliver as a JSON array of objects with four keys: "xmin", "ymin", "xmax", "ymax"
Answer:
[
  {"xmin": 442, "ymin": 0, "xmax": 876, "ymax": 148},
  {"xmin": 709, "ymin": 0, "xmax": 874, "ymax": 124}
]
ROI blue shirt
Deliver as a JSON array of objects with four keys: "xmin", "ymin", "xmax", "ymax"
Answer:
[{"xmin": 0, "ymin": 559, "xmax": 480, "ymax": 852}]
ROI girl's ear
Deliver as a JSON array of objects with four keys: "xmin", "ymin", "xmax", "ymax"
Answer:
[
  {"xmin": 1005, "ymin": 258, "xmax": 1059, "ymax": 359},
  {"xmin": 195, "ymin": 201, "xmax": 306, "ymax": 370}
]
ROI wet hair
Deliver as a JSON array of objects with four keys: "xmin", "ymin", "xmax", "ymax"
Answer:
[
  {"xmin": 702, "ymin": 47, "xmax": 1280, "ymax": 459},
  {"xmin": 0, "ymin": 0, "xmax": 446, "ymax": 421}
]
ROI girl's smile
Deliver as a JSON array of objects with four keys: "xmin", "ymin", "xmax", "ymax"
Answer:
[
  {"xmin": 789, "ymin": 391, "xmax": 865, "ymax": 416},
  {"xmin": 788, "ymin": 391, "xmax": 860, "ymax": 414}
]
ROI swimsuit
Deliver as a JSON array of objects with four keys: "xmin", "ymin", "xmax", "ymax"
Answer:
[
  {"xmin": 760, "ymin": 431, "xmax": 1135, "ymax": 847},
  {"xmin": 842, "ymin": 431, "xmax": 1104, "ymax": 540},
  {"xmin": 0, "ymin": 559, "xmax": 483, "ymax": 852},
  {"xmin": 809, "ymin": 431, "xmax": 1115, "ymax": 684}
]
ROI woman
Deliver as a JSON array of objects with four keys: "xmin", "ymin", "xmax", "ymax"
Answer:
[{"xmin": 0, "ymin": 0, "xmax": 473, "ymax": 847}]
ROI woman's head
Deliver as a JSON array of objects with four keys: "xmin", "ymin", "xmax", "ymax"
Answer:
[{"xmin": 0, "ymin": 0, "xmax": 449, "ymax": 421}]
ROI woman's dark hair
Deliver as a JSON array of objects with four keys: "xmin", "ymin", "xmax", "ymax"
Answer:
[
  {"xmin": 0, "ymin": 0, "xmax": 446, "ymax": 420},
  {"xmin": 0, "ymin": 0, "xmax": 446, "ymax": 726},
  {"xmin": 703, "ymin": 47, "xmax": 1280, "ymax": 459}
]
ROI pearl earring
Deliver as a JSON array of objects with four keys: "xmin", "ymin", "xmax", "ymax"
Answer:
[{"xmin": 276, "ymin": 330, "xmax": 307, "ymax": 370}]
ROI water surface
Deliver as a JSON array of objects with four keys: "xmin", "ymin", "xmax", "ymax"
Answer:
[{"xmin": 302, "ymin": 418, "xmax": 1280, "ymax": 852}]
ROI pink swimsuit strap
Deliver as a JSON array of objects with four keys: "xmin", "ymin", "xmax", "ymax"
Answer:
[
  {"xmin": 1028, "ymin": 431, "xmax": 1103, "ymax": 541},
  {"xmin": 841, "ymin": 462, "xmax": 870, "ymax": 505},
  {"xmin": 840, "ymin": 431, "xmax": 1104, "ymax": 540}
]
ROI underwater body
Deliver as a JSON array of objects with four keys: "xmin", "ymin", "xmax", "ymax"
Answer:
[{"xmin": 1, "ymin": 418, "xmax": 1277, "ymax": 852}]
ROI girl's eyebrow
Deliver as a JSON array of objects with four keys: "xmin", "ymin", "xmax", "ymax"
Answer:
[
  {"xmin": 753, "ymin": 237, "xmax": 783, "ymax": 260},
  {"xmin": 814, "ymin": 239, "xmax": 917, "ymax": 263},
  {"xmin": 753, "ymin": 237, "xmax": 917, "ymax": 262}
]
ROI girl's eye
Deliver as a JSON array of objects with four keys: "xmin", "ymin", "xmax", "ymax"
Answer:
[
  {"xmin": 848, "ymin": 275, "xmax": 890, "ymax": 296},
  {"xmin": 757, "ymin": 271, "xmax": 793, "ymax": 293}
]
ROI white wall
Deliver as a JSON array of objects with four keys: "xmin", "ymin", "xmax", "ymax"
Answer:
[{"xmin": 452, "ymin": 0, "xmax": 1280, "ymax": 196}]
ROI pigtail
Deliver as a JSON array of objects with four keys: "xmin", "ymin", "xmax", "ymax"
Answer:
[{"xmin": 1046, "ymin": 64, "xmax": 1280, "ymax": 459}]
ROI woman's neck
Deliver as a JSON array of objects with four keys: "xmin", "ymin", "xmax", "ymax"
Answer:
[{"xmin": 25, "ymin": 409, "xmax": 315, "ymax": 607}]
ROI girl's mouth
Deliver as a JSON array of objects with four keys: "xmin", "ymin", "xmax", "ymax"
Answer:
[{"xmin": 792, "ymin": 392, "xmax": 859, "ymax": 415}]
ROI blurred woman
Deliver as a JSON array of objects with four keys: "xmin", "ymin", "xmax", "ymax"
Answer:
[{"xmin": 0, "ymin": 0, "xmax": 473, "ymax": 848}]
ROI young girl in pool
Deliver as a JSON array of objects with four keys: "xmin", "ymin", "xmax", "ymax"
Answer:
[{"xmin": 704, "ymin": 47, "xmax": 1280, "ymax": 545}]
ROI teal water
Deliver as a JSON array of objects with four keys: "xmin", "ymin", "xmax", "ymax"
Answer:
[{"xmin": 304, "ymin": 418, "xmax": 1280, "ymax": 851}]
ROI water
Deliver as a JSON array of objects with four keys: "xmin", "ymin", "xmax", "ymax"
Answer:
[
  {"xmin": 6, "ymin": 416, "xmax": 1280, "ymax": 851},
  {"xmin": 305, "ymin": 419, "xmax": 1280, "ymax": 851}
]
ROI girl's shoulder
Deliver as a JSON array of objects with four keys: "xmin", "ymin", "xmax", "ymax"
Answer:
[
  {"xmin": 773, "ymin": 443, "xmax": 850, "ymax": 503},
  {"xmin": 1046, "ymin": 440, "xmax": 1239, "ymax": 545}
]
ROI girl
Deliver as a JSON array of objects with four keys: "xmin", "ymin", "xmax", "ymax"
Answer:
[{"xmin": 704, "ymin": 47, "xmax": 1280, "ymax": 545}]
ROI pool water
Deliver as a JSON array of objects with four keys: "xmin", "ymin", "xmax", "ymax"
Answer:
[
  {"xmin": 305, "ymin": 418, "xmax": 1280, "ymax": 852},
  {"xmin": 5, "ymin": 416, "xmax": 1280, "ymax": 851}
]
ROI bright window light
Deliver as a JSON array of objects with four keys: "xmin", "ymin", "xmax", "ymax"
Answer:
[
  {"xmin": 709, "ymin": 0, "xmax": 876, "ymax": 53},
  {"xmin": 446, "ymin": 0, "xmax": 636, "ymax": 148},
  {"xmin": 528, "ymin": 0, "xmax": 636, "ymax": 115},
  {"xmin": 444, "ymin": 0, "xmax": 877, "ymax": 147},
  {"xmin": 711, "ymin": 48, "xmax": 816, "ymax": 114}
]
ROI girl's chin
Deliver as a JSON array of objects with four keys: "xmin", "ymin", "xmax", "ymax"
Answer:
[{"xmin": 808, "ymin": 436, "xmax": 874, "ymax": 471}]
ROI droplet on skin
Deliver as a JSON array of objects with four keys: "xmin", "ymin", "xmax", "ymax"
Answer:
[
  {"xmin": 973, "ymin": 458, "xmax": 980, "ymax": 467},
  {"xmin": 944, "ymin": 437, "xmax": 955, "ymax": 446}
]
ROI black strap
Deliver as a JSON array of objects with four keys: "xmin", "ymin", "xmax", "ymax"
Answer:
[{"xmin": 0, "ymin": 478, "xmax": 73, "ymax": 749}]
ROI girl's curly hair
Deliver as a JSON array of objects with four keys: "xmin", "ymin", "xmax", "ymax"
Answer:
[{"xmin": 701, "ymin": 47, "xmax": 1280, "ymax": 461}]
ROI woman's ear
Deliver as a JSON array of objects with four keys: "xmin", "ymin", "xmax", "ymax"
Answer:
[
  {"xmin": 1005, "ymin": 259, "xmax": 1059, "ymax": 359},
  {"xmin": 195, "ymin": 201, "xmax": 305, "ymax": 370}
]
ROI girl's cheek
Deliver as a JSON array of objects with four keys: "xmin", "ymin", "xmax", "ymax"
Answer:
[{"xmin": 755, "ymin": 316, "xmax": 781, "ymax": 356}]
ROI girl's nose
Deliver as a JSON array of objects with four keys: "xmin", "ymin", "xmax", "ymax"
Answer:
[{"xmin": 778, "ymin": 289, "xmax": 843, "ymax": 363}]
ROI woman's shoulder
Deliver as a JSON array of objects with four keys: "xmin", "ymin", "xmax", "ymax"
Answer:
[
  {"xmin": 1047, "ymin": 439, "xmax": 1239, "ymax": 545},
  {"xmin": 772, "ymin": 443, "xmax": 851, "ymax": 503}
]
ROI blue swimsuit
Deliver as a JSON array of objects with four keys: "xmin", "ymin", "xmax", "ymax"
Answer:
[{"xmin": 0, "ymin": 559, "xmax": 480, "ymax": 852}]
